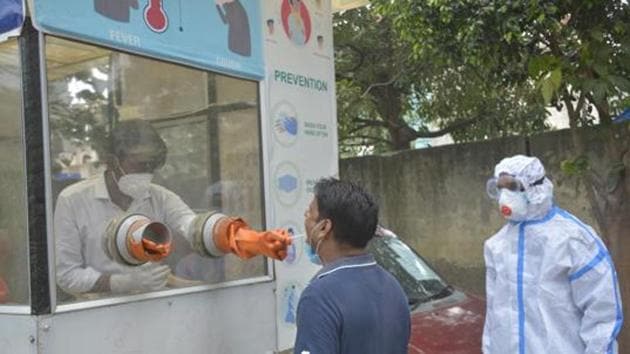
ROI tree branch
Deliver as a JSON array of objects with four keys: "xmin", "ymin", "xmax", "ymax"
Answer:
[
  {"xmin": 413, "ymin": 115, "xmax": 485, "ymax": 138},
  {"xmin": 341, "ymin": 134, "xmax": 393, "ymax": 146},
  {"xmin": 354, "ymin": 118, "xmax": 389, "ymax": 128},
  {"xmin": 360, "ymin": 72, "xmax": 403, "ymax": 98},
  {"xmin": 337, "ymin": 43, "xmax": 366, "ymax": 74},
  {"xmin": 346, "ymin": 118, "xmax": 389, "ymax": 135}
]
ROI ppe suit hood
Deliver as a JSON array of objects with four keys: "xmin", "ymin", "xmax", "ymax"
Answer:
[{"xmin": 493, "ymin": 155, "xmax": 554, "ymax": 220}]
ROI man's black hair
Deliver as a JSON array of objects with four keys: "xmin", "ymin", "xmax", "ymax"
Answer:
[
  {"xmin": 107, "ymin": 119, "xmax": 167, "ymax": 170},
  {"xmin": 314, "ymin": 178, "xmax": 378, "ymax": 249}
]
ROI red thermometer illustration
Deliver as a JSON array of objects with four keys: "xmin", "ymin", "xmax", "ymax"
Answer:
[{"xmin": 144, "ymin": 0, "xmax": 169, "ymax": 33}]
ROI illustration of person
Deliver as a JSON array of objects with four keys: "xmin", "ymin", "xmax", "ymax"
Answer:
[
  {"xmin": 287, "ymin": 0, "xmax": 306, "ymax": 45},
  {"xmin": 267, "ymin": 19, "xmax": 275, "ymax": 36},
  {"xmin": 284, "ymin": 286, "xmax": 297, "ymax": 324},
  {"xmin": 94, "ymin": 0, "xmax": 139, "ymax": 22},
  {"xmin": 215, "ymin": 0, "xmax": 252, "ymax": 57},
  {"xmin": 284, "ymin": 228, "xmax": 298, "ymax": 264}
]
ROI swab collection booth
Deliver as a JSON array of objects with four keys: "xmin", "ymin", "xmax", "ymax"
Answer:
[{"xmin": 0, "ymin": 0, "xmax": 359, "ymax": 352}]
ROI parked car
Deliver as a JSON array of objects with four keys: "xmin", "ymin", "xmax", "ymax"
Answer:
[{"xmin": 368, "ymin": 227, "xmax": 485, "ymax": 354}]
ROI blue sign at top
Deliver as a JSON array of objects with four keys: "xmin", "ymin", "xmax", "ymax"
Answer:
[{"xmin": 32, "ymin": 0, "xmax": 264, "ymax": 79}]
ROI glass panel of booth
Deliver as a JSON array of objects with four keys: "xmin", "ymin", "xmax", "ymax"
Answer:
[
  {"xmin": 0, "ymin": 39, "xmax": 30, "ymax": 307},
  {"xmin": 45, "ymin": 36, "xmax": 267, "ymax": 305}
]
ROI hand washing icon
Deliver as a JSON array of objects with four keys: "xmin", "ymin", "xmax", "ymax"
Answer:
[{"xmin": 275, "ymin": 115, "xmax": 298, "ymax": 136}]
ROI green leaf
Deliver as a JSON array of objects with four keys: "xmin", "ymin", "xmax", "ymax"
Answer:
[
  {"xmin": 528, "ymin": 55, "xmax": 558, "ymax": 79},
  {"xmin": 608, "ymin": 76, "xmax": 630, "ymax": 93},
  {"xmin": 541, "ymin": 79, "xmax": 554, "ymax": 105},
  {"xmin": 550, "ymin": 69, "xmax": 562, "ymax": 90},
  {"xmin": 561, "ymin": 156, "xmax": 589, "ymax": 176},
  {"xmin": 591, "ymin": 80, "xmax": 609, "ymax": 103},
  {"xmin": 593, "ymin": 63, "xmax": 609, "ymax": 78}
]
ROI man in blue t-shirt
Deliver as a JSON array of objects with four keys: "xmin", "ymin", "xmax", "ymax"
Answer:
[{"xmin": 294, "ymin": 178, "xmax": 410, "ymax": 354}]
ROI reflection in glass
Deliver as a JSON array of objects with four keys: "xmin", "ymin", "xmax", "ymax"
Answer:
[
  {"xmin": 46, "ymin": 36, "xmax": 265, "ymax": 304},
  {"xmin": 0, "ymin": 39, "xmax": 29, "ymax": 305},
  {"xmin": 369, "ymin": 235, "xmax": 449, "ymax": 305}
]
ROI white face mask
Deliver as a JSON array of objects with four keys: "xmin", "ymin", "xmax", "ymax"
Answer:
[
  {"xmin": 498, "ymin": 189, "xmax": 529, "ymax": 221},
  {"xmin": 118, "ymin": 173, "xmax": 153, "ymax": 200}
]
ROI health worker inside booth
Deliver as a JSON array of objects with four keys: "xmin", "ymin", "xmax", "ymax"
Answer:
[{"xmin": 45, "ymin": 36, "xmax": 289, "ymax": 303}]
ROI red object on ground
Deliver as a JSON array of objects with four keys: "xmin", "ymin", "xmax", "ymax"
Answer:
[{"xmin": 408, "ymin": 292, "xmax": 485, "ymax": 354}]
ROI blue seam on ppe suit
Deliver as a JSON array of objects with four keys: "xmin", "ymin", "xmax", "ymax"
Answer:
[
  {"xmin": 557, "ymin": 209, "xmax": 623, "ymax": 354},
  {"xmin": 569, "ymin": 250, "xmax": 607, "ymax": 282},
  {"xmin": 517, "ymin": 207, "xmax": 559, "ymax": 354},
  {"xmin": 518, "ymin": 223, "xmax": 526, "ymax": 354}
]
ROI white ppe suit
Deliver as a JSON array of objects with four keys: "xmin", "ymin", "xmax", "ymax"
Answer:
[{"xmin": 483, "ymin": 156, "xmax": 623, "ymax": 354}]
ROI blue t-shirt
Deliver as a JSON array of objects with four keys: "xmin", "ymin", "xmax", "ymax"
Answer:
[{"xmin": 294, "ymin": 254, "xmax": 411, "ymax": 354}]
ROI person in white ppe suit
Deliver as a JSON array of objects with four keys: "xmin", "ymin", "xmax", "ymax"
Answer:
[{"xmin": 483, "ymin": 155, "xmax": 623, "ymax": 354}]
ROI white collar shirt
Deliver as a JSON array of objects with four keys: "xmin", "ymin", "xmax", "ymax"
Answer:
[{"xmin": 54, "ymin": 173, "xmax": 196, "ymax": 294}]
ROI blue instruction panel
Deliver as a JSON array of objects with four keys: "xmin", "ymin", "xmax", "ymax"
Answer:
[{"xmin": 32, "ymin": 0, "xmax": 264, "ymax": 79}]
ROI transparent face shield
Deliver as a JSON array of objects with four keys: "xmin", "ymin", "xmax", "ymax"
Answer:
[{"xmin": 486, "ymin": 174, "xmax": 525, "ymax": 200}]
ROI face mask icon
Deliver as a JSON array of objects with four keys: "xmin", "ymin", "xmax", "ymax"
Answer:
[{"xmin": 278, "ymin": 174, "xmax": 298, "ymax": 193}]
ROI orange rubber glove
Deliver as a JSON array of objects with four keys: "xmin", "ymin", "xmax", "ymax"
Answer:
[
  {"xmin": 213, "ymin": 217, "xmax": 292, "ymax": 260},
  {"xmin": 123, "ymin": 218, "xmax": 172, "ymax": 263}
]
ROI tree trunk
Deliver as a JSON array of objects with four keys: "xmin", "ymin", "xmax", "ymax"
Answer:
[
  {"xmin": 604, "ymin": 141, "xmax": 630, "ymax": 352},
  {"xmin": 607, "ymin": 201, "xmax": 630, "ymax": 352},
  {"xmin": 373, "ymin": 86, "xmax": 415, "ymax": 151}
]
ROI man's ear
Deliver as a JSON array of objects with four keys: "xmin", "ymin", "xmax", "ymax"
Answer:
[{"xmin": 321, "ymin": 218, "xmax": 333, "ymax": 236}]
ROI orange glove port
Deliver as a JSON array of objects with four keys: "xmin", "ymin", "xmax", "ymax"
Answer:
[
  {"xmin": 212, "ymin": 217, "xmax": 292, "ymax": 260},
  {"xmin": 126, "ymin": 219, "xmax": 172, "ymax": 263}
]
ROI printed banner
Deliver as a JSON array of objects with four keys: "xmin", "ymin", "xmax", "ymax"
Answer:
[
  {"xmin": 0, "ymin": 0, "xmax": 24, "ymax": 42},
  {"xmin": 31, "ymin": 0, "xmax": 264, "ymax": 79},
  {"xmin": 262, "ymin": 0, "xmax": 338, "ymax": 350}
]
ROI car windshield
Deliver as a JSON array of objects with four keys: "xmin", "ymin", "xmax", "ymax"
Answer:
[{"xmin": 368, "ymin": 235, "xmax": 450, "ymax": 305}]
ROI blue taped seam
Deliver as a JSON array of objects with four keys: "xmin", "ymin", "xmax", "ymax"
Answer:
[
  {"xmin": 515, "ymin": 206, "xmax": 558, "ymax": 353},
  {"xmin": 557, "ymin": 209, "xmax": 623, "ymax": 354},
  {"xmin": 518, "ymin": 223, "xmax": 526, "ymax": 354},
  {"xmin": 569, "ymin": 250, "xmax": 607, "ymax": 282}
]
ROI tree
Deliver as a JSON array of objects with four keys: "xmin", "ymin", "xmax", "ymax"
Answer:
[
  {"xmin": 372, "ymin": 0, "xmax": 630, "ymax": 348},
  {"xmin": 334, "ymin": 7, "xmax": 550, "ymax": 156},
  {"xmin": 48, "ymin": 65, "xmax": 111, "ymax": 160}
]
